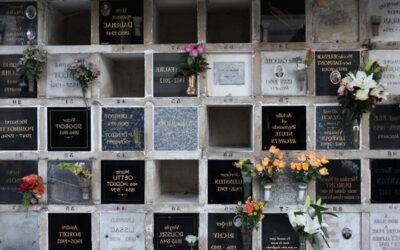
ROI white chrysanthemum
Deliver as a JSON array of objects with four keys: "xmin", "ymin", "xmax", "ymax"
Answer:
[{"xmin": 355, "ymin": 89, "xmax": 369, "ymax": 101}]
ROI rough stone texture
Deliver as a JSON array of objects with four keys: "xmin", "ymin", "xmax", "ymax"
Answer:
[{"xmin": 267, "ymin": 169, "xmax": 298, "ymax": 206}]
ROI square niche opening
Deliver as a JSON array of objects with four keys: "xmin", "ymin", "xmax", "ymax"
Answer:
[
  {"xmin": 207, "ymin": 0, "xmax": 251, "ymax": 43},
  {"xmin": 100, "ymin": 53, "xmax": 145, "ymax": 98},
  {"xmin": 47, "ymin": 0, "xmax": 91, "ymax": 45},
  {"xmin": 154, "ymin": 0, "xmax": 197, "ymax": 44},
  {"xmin": 155, "ymin": 160, "xmax": 199, "ymax": 203},
  {"xmin": 261, "ymin": 0, "xmax": 305, "ymax": 42},
  {"xmin": 208, "ymin": 106, "xmax": 252, "ymax": 150}
]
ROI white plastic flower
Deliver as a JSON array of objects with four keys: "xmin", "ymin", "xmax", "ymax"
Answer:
[
  {"xmin": 297, "ymin": 63, "xmax": 307, "ymax": 71},
  {"xmin": 185, "ymin": 235, "xmax": 198, "ymax": 245},
  {"xmin": 349, "ymin": 71, "xmax": 377, "ymax": 90},
  {"xmin": 303, "ymin": 214, "xmax": 321, "ymax": 235},
  {"xmin": 355, "ymin": 89, "xmax": 369, "ymax": 101}
]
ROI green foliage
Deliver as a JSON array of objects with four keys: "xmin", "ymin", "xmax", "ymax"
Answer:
[
  {"xmin": 16, "ymin": 42, "xmax": 47, "ymax": 79},
  {"xmin": 175, "ymin": 49, "xmax": 210, "ymax": 77}
]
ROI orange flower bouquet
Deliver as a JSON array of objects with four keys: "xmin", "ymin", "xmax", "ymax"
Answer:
[
  {"xmin": 18, "ymin": 174, "xmax": 45, "ymax": 209},
  {"xmin": 256, "ymin": 146, "xmax": 286, "ymax": 185},
  {"xmin": 290, "ymin": 152, "xmax": 329, "ymax": 184}
]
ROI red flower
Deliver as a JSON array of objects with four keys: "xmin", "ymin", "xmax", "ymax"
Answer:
[
  {"xmin": 33, "ymin": 185, "xmax": 45, "ymax": 194},
  {"xmin": 245, "ymin": 204, "xmax": 254, "ymax": 213},
  {"xmin": 372, "ymin": 104, "xmax": 376, "ymax": 109},
  {"xmin": 18, "ymin": 182, "xmax": 31, "ymax": 191},
  {"xmin": 22, "ymin": 174, "xmax": 38, "ymax": 185},
  {"xmin": 374, "ymin": 62, "xmax": 380, "ymax": 68},
  {"xmin": 306, "ymin": 49, "xmax": 313, "ymax": 59}
]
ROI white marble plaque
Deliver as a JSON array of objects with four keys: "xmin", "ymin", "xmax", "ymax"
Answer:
[
  {"xmin": 321, "ymin": 213, "xmax": 360, "ymax": 249},
  {"xmin": 46, "ymin": 54, "xmax": 90, "ymax": 97},
  {"xmin": 206, "ymin": 53, "xmax": 252, "ymax": 97},
  {"xmin": 261, "ymin": 51, "xmax": 306, "ymax": 96},
  {"xmin": 100, "ymin": 213, "xmax": 145, "ymax": 250},
  {"xmin": 369, "ymin": 50, "xmax": 400, "ymax": 94},
  {"xmin": 371, "ymin": 213, "xmax": 400, "ymax": 250},
  {"xmin": 368, "ymin": 0, "xmax": 400, "ymax": 42}
]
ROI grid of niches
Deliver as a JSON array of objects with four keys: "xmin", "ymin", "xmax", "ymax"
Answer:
[{"xmin": 0, "ymin": 0, "xmax": 400, "ymax": 250}]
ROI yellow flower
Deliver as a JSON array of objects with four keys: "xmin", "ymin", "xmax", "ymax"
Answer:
[
  {"xmin": 260, "ymin": 202, "xmax": 264, "ymax": 206},
  {"xmin": 261, "ymin": 215, "xmax": 265, "ymax": 220},
  {"xmin": 321, "ymin": 156, "xmax": 329, "ymax": 164},
  {"xmin": 238, "ymin": 201, "xmax": 242, "ymax": 205},
  {"xmin": 277, "ymin": 152, "xmax": 284, "ymax": 160},
  {"xmin": 273, "ymin": 159, "xmax": 279, "ymax": 167},
  {"xmin": 310, "ymin": 159, "xmax": 321, "ymax": 167},
  {"xmin": 254, "ymin": 205, "xmax": 259, "ymax": 210},
  {"xmin": 253, "ymin": 212, "xmax": 257, "ymax": 216},
  {"xmin": 262, "ymin": 157, "xmax": 270, "ymax": 167},
  {"xmin": 249, "ymin": 213, "xmax": 253, "ymax": 216},
  {"xmin": 319, "ymin": 167, "xmax": 329, "ymax": 176},
  {"xmin": 246, "ymin": 200, "xmax": 250, "ymax": 204},
  {"xmin": 269, "ymin": 145, "xmax": 279, "ymax": 154},
  {"xmin": 256, "ymin": 164, "xmax": 264, "ymax": 172},
  {"xmin": 298, "ymin": 153, "xmax": 306, "ymax": 162},
  {"xmin": 278, "ymin": 161, "xmax": 286, "ymax": 169}
]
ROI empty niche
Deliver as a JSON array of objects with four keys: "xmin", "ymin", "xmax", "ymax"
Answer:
[
  {"xmin": 261, "ymin": 0, "xmax": 305, "ymax": 42},
  {"xmin": 155, "ymin": 160, "xmax": 199, "ymax": 203},
  {"xmin": 100, "ymin": 53, "xmax": 145, "ymax": 97},
  {"xmin": 154, "ymin": 0, "xmax": 197, "ymax": 44},
  {"xmin": 208, "ymin": 106, "xmax": 252, "ymax": 150},
  {"xmin": 207, "ymin": 0, "xmax": 252, "ymax": 43},
  {"xmin": 47, "ymin": 0, "xmax": 91, "ymax": 45}
]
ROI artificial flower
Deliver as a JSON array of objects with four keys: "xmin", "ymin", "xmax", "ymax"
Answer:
[
  {"xmin": 277, "ymin": 152, "xmax": 284, "ymax": 160},
  {"xmin": 278, "ymin": 161, "xmax": 286, "ymax": 169},
  {"xmin": 319, "ymin": 167, "xmax": 329, "ymax": 176},
  {"xmin": 320, "ymin": 156, "xmax": 329, "ymax": 164},
  {"xmin": 189, "ymin": 49, "xmax": 198, "ymax": 57},
  {"xmin": 183, "ymin": 45, "xmax": 194, "ymax": 52},
  {"xmin": 302, "ymin": 163, "xmax": 309, "ymax": 171},
  {"xmin": 298, "ymin": 154, "xmax": 306, "ymax": 162},
  {"xmin": 269, "ymin": 145, "xmax": 279, "ymax": 154},
  {"xmin": 256, "ymin": 164, "xmax": 264, "ymax": 172},
  {"xmin": 355, "ymin": 89, "xmax": 369, "ymax": 101},
  {"xmin": 273, "ymin": 159, "xmax": 279, "ymax": 167},
  {"xmin": 197, "ymin": 45, "xmax": 205, "ymax": 54}
]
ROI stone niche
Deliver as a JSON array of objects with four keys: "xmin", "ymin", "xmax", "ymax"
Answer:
[
  {"xmin": 47, "ymin": 0, "xmax": 91, "ymax": 45},
  {"xmin": 368, "ymin": 0, "xmax": 400, "ymax": 42},
  {"xmin": 0, "ymin": 212, "xmax": 39, "ymax": 249},
  {"xmin": 154, "ymin": 160, "xmax": 199, "ymax": 204},
  {"xmin": 153, "ymin": 0, "xmax": 197, "ymax": 44},
  {"xmin": 100, "ymin": 53, "xmax": 145, "ymax": 98},
  {"xmin": 207, "ymin": 105, "xmax": 253, "ymax": 151},
  {"xmin": 207, "ymin": 0, "xmax": 252, "ymax": 43}
]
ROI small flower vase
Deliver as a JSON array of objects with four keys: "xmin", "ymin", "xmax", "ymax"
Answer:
[
  {"xmin": 27, "ymin": 74, "xmax": 35, "ymax": 93},
  {"xmin": 241, "ymin": 232, "xmax": 252, "ymax": 250},
  {"xmin": 298, "ymin": 235, "xmax": 307, "ymax": 250},
  {"xmin": 297, "ymin": 183, "xmax": 307, "ymax": 203},
  {"xmin": 296, "ymin": 69, "xmax": 307, "ymax": 92},
  {"xmin": 352, "ymin": 120, "xmax": 360, "ymax": 147},
  {"xmin": 187, "ymin": 74, "xmax": 197, "ymax": 96},
  {"xmin": 80, "ymin": 181, "xmax": 90, "ymax": 200},
  {"xmin": 242, "ymin": 175, "xmax": 252, "ymax": 201},
  {"xmin": 263, "ymin": 184, "xmax": 272, "ymax": 202},
  {"xmin": 29, "ymin": 196, "xmax": 38, "ymax": 205}
]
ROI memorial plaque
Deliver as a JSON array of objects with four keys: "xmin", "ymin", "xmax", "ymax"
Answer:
[
  {"xmin": 371, "ymin": 159, "xmax": 400, "ymax": 203},
  {"xmin": 99, "ymin": 0, "xmax": 143, "ymax": 44},
  {"xmin": 208, "ymin": 160, "xmax": 245, "ymax": 204},
  {"xmin": 47, "ymin": 160, "xmax": 91, "ymax": 204},
  {"xmin": 0, "ymin": 2, "xmax": 37, "ymax": 45},
  {"xmin": 208, "ymin": 213, "xmax": 242, "ymax": 250},
  {"xmin": 153, "ymin": 53, "xmax": 189, "ymax": 97},
  {"xmin": 214, "ymin": 62, "xmax": 244, "ymax": 85},
  {"xmin": 262, "ymin": 106, "xmax": 306, "ymax": 150},
  {"xmin": 371, "ymin": 213, "xmax": 400, "ymax": 250},
  {"xmin": 102, "ymin": 108, "xmax": 144, "ymax": 151},
  {"xmin": 315, "ymin": 51, "xmax": 360, "ymax": 96},
  {"xmin": 268, "ymin": 169, "xmax": 298, "ymax": 206},
  {"xmin": 48, "ymin": 213, "xmax": 91, "ymax": 250},
  {"xmin": 0, "ymin": 107, "xmax": 37, "ymax": 150},
  {"xmin": 321, "ymin": 213, "xmax": 360, "ymax": 249},
  {"xmin": 154, "ymin": 107, "xmax": 198, "ymax": 151},
  {"xmin": 370, "ymin": 105, "xmax": 400, "ymax": 149},
  {"xmin": 316, "ymin": 106, "xmax": 359, "ymax": 150},
  {"xmin": 316, "ymin": 160, "xmax": 361, "ymax": 204},
  {"xmin": 262, "ymin": 214, "xmax": 299, "ymax": 249},
  {"xmin": 368, "ymin": 0, "xmax": 400, "ymax": 42},
  {"xmin": 261, "ymin": 51, "xmax": 307, "ymax": 96},
  {"xmin": 101, "ymin": 160, "xmax": 145, "ymax": 204},
  {"xmin": 100, "ymin": 213, "xmax": 145, "ymax": 250},
  {"xmin": 48, "ymin": 107, "xmax": 91, "ymax": 151},
  {"xmin": 0, "ymin": 55, "xmax": 37, "ymax": 98},
  {"xmin": 369, "ymin": 50, "xmax": 400, "ymax": 94},
  {"xmin": 0, "ymin": 160, "xmax": 37, "ymax": 204},
  {"xmin": 154, "ymin": 213, "xmax": 199, "ymax": 250},
  {"xmin": 0, "ymin": 212, "xmax": 39, "ymax": 249},
  {"xmin": 46, "ymin": 54, "xmax": 90, "ymax": 97}
]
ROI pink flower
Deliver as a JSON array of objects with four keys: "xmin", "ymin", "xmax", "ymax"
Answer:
[
  {"xmin": 245, "ymin": 204, "xmax": 254, "ymax": 213},
  {"xmin": 184, "ymin": 45, "xmax": 194, "ymax": 52},
  {"xmin": 250, "ymin": 157, "xmax": 256, "ymax": 163},
  {"xmin": 372, "ymin": 104, "xmax": 376, "ymax": 109},
  {"xmin": 338, "ymin": 85, "xmax": 346, "ymax": 96},
  {"xmin": 197, "ymin": 45, "xmax": 205, "ymax": 54},
  {"xmin": 345, "ymin": 82, "xmax": 354, "ymax": 91},
  {"xmin": 190, "ymin": 49, "xmax": 199, "ymax": 57}
]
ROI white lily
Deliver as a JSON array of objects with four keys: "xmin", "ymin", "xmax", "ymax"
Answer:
[
  {"xmin": 288, "ymin": 210, "xmax": 298, "ymax": 228},
  {"xmin": 349, "ymin": 71, "xmax": 377, "ymax": 90},
  {"xmin": 304, "ymin": 214, "xmax": 322, "ymax": 235},
  {"xmin": 341, "ymin": 75, "xmax": 353, "ymax": 85},
  {"xmin": 370, "ymin": 84, "xmax": 388, "ymax": 100}
]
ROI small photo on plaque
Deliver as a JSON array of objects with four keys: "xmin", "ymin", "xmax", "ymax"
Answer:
[
  {"xmin": 47, "ymin": 107, "xmax": 91, "ymax": 151},
  {"xmin": 369, "ymin": 104, "xmax": 400, "ymax": 149},
  {"xmin": 371, "ymin": 159, "xmax": 400, "ymax": 203}
]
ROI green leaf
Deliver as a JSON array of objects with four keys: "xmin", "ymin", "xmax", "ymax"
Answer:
[
  {"xmin": 321, "ymin": 226, "xmax": 330, "ymax": 238},
  {"xmin": 316, "ymin": 197, "xmax": 322, "ymax": 206},
  {"xmin": 305, "ymin": 195, "xmax": 310, "ymax": 208},
  {"xmin": 365, "ymin": 60, "xmax": 373, "ymax": 72}
]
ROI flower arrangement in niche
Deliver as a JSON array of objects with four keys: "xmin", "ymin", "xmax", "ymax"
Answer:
[
  {"xmin": 293, "ymin": 49, "xmax": 313, "ymax": 71},
  {"xmin": 287, "ymin": 196, "xmax": 337, "ymax": 250},
  {"xmin": 337, "ymin": 60, "xmax": 389, "ymax": 125},
  {"xmin": 185, "ymin": 235, "xmax": 198, "ymax": 250},
  {"xmin": 18, "ymin": 174, "xmax": 45, "ymax": 210},
  {"xmin": 234, "ymin": 158, "xmax": 256, "ymax": 201},
  {"xmin": 175, "ymin": 44, "xmax": 210, "ymax": 95},
  {"xmin": 57, "ymin": 162, "xmax": 91, "ymax": 182},
  {"xmin": 256, "ymin": 146, "xmax": 286, "ymax": 185}
]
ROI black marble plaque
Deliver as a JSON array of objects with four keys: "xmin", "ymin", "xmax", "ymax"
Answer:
[
  {"xmin": 316, "ymin": 106, "xmax": 359, "ymax": 150},
  {"xmin": 262, "ymin": 214, "xmax": 299, "ymax": 249},
  {"xmin": 0, "ymin": 2, "xmax": 37, "ymax": 45},
  {"xmin": 153, "ymin": 53, "xmax": 189, "ymax": 97},
  {"xmin": 102, "ymin": 107, "xmax": 144, "ymax": 151},
  {"xmin": 48, "ymin": 107, "xmax": 91, "ymax": 151},
  {"xmin": 371, "ymin": 159, "xmax": 400, "ymax": 203},
  {"xmin": 316, "ymin": 160, "xmax": 361, "ymax": 204},
  {"xmin": 0, "ymin": 107, "xmax": 37, "ymax": 150},
  {"xmin": 154, "ymin": 213, "xmax": 199, "ymax": 250},
  {"xmin": 101, "ymin": 160, "xmax": 145, "ymax": 204},
  {"xmin": 262, "ymin": 106, "xmax": 306, "ymax": 150},
  {"xmin": 315, "ymin": 51, "xmax": 360, "ymax": 96},
  {"xmin": 48, "ymin": 213, "xmax": 91, "ymax": 250},
  {"xmin": 0, "ymin": 160, "xmax": 37, "ymax": 204},
  {"xmin": 370, "ymin": 105, "xmax": 400, "ymax": 149},
  {"xmin": 208, "ymin": 160, "xmax": 246, "ymax": 204},
  {"xmin": 99, "ymin": 0, "xmax": 143, "ymax": 44},
  {"xmin": 208, "ymin": 213, "xmax": 242, "ymax": 250},
  {"xmin": 0, "ymin": 55, "xmax": 37, "ymax": 98}
]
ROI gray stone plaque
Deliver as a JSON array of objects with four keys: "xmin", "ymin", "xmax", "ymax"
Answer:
[
  {"xmin": 100, "ymin": 213, "xmax": 145, "ymax": 250},
  {"xmin": 46, "ymin": 54, "xmax": 90, "ymax": 97},
  {"xmin": 368, "ymin": 0, "xmax": 400, "ymax": 42},
  {"xmin": 321, "ymin": 213, "xmax": 360, "ymax": 249},
  {"xmin": 213, "ymin": 62, "xmax": 245, "ymax": 85},
  {"xmin": 370, "ymin": 213, "xmax": 400, "ymax": 250},
  {"xmin": 261, "ymin": 51, "xmax": 307, "ymax": 96},
  {"xmin": 0, "ymin": 212, "xmax": 39, "ymax": 250},
  {"xmin": 268, "ymin": 169, "xmax": 298, "ymax": 206},
  {"xmin": 369, "ymin": 50, "xmax": 400, "ymax": 94},
  {"xmin": 154, "ymin": 107, "xmax": 198, "ymax": 151}
]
